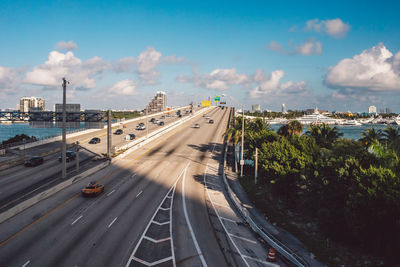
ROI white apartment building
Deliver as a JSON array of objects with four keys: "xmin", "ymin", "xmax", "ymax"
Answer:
[
  {"xmin": 368, "ymin": 105, "xmax": 377, "ymax": 114},
  {"xmin": 19, "ymin": 97, "xmax": 45, "ymax": 112}
]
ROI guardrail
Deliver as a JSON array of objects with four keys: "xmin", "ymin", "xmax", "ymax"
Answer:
[{"xmin": 222, "ymin": 108, "xmax": 308, "ymax": 267}]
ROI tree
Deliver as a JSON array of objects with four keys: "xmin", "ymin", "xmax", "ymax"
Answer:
[
  {"xmin": 359, "ymin": 127, "xmax": 383, "ymax": 147},
  {"xmin": 306, "ymin": 123, "xmax": 343, "ymax": 148},
  {"xmin": 224, "ymin": 116, "xmax": 245, "ymax": 145},
  {"xmin": 382, "ymin": 126, "xmax": 400, "ymax": 153},
  {"xmin": 277, "ymin": 120, "xmax": 303, "ymax": 138}
]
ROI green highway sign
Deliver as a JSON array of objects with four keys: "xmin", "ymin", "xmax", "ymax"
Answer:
[{"xmin": 214, "ymin": 96, "xmax": 220, "ymax": 102}]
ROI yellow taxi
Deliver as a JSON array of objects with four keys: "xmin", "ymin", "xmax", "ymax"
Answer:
[{"xmin": 82, "ymin": 181, "xmax": 104, "ymax": 196}]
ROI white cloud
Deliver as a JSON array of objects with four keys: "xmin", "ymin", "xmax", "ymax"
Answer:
[
  {"xmin": 250, "ymin": 69, "xmax": 308, "ymax": 98},
  {"xmin": 178, "ymin": 68, "xmax": 250, "ymax": 91},
  {"xmin": 268, "ymin": 41, "xmax": 283, "ymax": 52},
  {"xmin": 294, "ymin": 39, "xmax": 322, "ymax": 55},
  {"xmin": 24, "ymin": 51, "xmax": 108, "ymax": 89},
  {"xmin": 0, "ymin": 66, "xmax": 23, "ymax": 94},
  {"xmin": 268, "ymin": 39, "xmax": 322, "ymax": 56},
  {"xmin": 136, "ymin": 47, "xmax": 162, "ymax": 83},
  {"xmin": 306, "ymin": 18, "xmax": 350, "ymax": 38},
  {"xmin": 325, "ymin": 43, "xmax": 400, "ymax": 92},
  {"xmin": 56, "ymin": 41, "xmax": 78, "ymax": 51},
  {"xmin": 109, "ymin": 79, "xmax": 138, "ymax": 95},
  {"xmin": 114, "ymin": 57, "xmax": 136, "ymax": 73}
]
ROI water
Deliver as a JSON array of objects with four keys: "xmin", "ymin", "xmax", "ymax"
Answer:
[
  {"xmin": 0, "ymin": 123, "xmax": 87, "ymax": 143},
  {"xmin": 270, "ymin": 124, "xmax": 400, "ymax": 140}
]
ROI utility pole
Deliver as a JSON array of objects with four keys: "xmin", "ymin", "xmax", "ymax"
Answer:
[
  {"xmin": 61, "ymin": 78, "xmax": 67, "ymax": 178},
  {"xmin": 255, "ymin": 147, "xmax": 258, "ymax": 184},
  {"xmin": 146, "ymin": 107, "xmax": 148, "ymax": 139},
  {"xmin": 76, "ymin": 141, "xmax": 80, "ymax": 171},
  {"xmin": 107, "ymin": 110, "xmax": 112, "ymax": 159},
  {"xmin": 240, "ymin": 104, "xmax": 244, "ymax": 177}
]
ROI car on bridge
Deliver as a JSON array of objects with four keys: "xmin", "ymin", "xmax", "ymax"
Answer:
[
  {"xmin": 193, "ymin": 123, "xmax": 200, "ymax": 128},
  {"xmin": 209, "ymin": 119, "xmax": 214, "ymax": 124},
  {"xmin": 89, "ymin": 137, "xmax": 101, "ymax": 144},
  {"xmin": 82, "ymin": 181, "xmax": 104, "ymax": 196},
  {"xmin": 158, "ymin": 121, "xmax": 164, "ymax": 126},
  {"xmin": 58, "ymin": 151, "xmax": 76, "ymax": 162},
  {"xmin": 114, "ymin": 129, "xmax": 123, "ymax": 135},
  {"xmin": 150, "ymin": 118, "xmax": 155, "ymax": 122},
  {"xmin": 25, "ymin": 156, "xmax": 44, "ymax": 167},
  {"xmin": 125, "ymin": 134, "xmax": 136, "ymax": 140}
]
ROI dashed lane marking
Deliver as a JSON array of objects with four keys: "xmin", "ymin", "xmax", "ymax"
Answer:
[
  {"xmin": 136, "ymin": 190, "xmax": 143, "ymax": 198},
  {"xmin": 108, "ymin": 217, "xmax": 118, "ymax": 228},
  {"xmin": 220, "ymin": 216, "xmax": 238, "ymax": 224},
  {"xmin": 22, "ymin": 260, "xmax": 30, "ymax": 267},
  {"xmin": 107, "ymin": 190, "xmax": 115, "ymax": 196},
  {"xmin": 71, "ymin": 215, "xmax": 83, "ymax": 225}
]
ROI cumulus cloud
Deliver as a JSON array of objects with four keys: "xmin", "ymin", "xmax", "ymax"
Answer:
[
  {"xmin": 178, "ymin": 68, "xmax": 250, "ymax": 91},
  {"xmin": 56, "ymin": 41, "xmax": 78, "ymax": 51},
  {"xmin": 0, "ymin": 66, "xmax": 23, "ymax": 94},
  {"xmin": 250, "ymin": 69, "xmax": 308, "ymax": 98},
  {"xmin": 306, "ymin": 18, "xmax": 350, "ymax": 38},
  {"xmin": 109, "ymin": 79, "xmax": 138, "ymax": 95},
  {"xmin": 24, "ymin": 50, "xmax": 108, "ymax": 89},
  {"xmin": 294, "ymin": 39, "xmax": 322, "ymax": 55},
  {"xmin": 325, "ymin": 43, "xmax": 400, "ymax": 92},
  {"xmin": 268, "ymin": 39, "xmax": 322, "ymax": 55}
]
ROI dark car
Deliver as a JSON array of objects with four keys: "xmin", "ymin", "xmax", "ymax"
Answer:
[
  {"xmin": 25, "ymin": 156, "xmax": 44, "ymax": 167},
  {"xmin": 58, "ymin": 151, "xmax": 76, "ymax": 162},
  {"xmin": 114, "ymin": 129, "xmax": 123, "ymax": 135},
  {"xmin": 158, "ymin": 121, "xmax": 164, "ymax": 126},
  {"xmin": 89, "ymin": 137, "xmax": 101, "ymax": 144},
  {"xmin": 150, "ymin": 118, "xmax": 155, "ymax": 122},
  {"xmin": 209, "ymin": 119, "xmax": 214, "ymax": 124},
  {"xmin": 126, "ymin": 133, "xmax": 136, "ymax": 140},
  {"xmin": 139, "ymin": 122, "xmax": 145, "ymax": 126}
]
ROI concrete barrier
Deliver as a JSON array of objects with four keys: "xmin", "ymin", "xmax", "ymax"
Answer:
[{"xmin": 0, "ymin": 160, "xmax": 110, "ymax": 224}]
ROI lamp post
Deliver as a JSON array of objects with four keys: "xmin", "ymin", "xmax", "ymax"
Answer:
[{"xmin": 61, "ymin": 78, "xmax": 68, "ymax": 178}]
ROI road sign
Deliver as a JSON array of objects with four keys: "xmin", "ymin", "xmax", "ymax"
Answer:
[
  {"xmin": 201, "ymin": 100, "xmax": 211, "ymax": 107},
  {"xmin": 214, "ymin": 96, "xmax": 220, "ymax": 102},
  {"xmin": 220, "ymin": 101, "xmax": 226, "ymax": 105}
]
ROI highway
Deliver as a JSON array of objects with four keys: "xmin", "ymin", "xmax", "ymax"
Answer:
[
  {"xmin": 0, "ymin": 108, "xmax": 198, "ymax": 211},
  {"xmin": 0, "ymin": 107, "xmax": 286, "ymax": 266}
]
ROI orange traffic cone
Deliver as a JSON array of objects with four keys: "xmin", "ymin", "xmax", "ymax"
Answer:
[{"xmin": 267, "ymin": 248, "xmax": 276, "ymax": 262}]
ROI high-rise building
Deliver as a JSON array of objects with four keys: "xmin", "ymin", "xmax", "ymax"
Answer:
[
  {"xmin": 282, "ymin": 103, "xmax": 287, "ymax": 114},
  {"xmin": 19, "ymin": 97, "xmax": 45, "ymax": 112},
  {"xmin": 386, "ymin": 107, "xmax": 392, "ymax": 114},
  {"xmin": 145, "ymin": 91, "xmax": 166, "ymax": 113},
  {"xmin": 368, "ymin": 105, "xmax": 377, "ymax": 114},
  {"xmin": 251, "ymin": 104, "xmax": 261, "ymax": 113},
  {"xmin": 379, "ymin": 108, "xmax": 385, "ymax": 114}
]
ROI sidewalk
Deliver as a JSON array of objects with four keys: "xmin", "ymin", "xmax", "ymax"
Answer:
[{"xmin": 224, "ymin": 145, "xmax": 324, "ymax": 267}]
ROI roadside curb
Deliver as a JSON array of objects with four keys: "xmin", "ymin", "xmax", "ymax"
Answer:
[{"xmin": 0, "ymin": 160, "xmax": 110, "ymax": 224}]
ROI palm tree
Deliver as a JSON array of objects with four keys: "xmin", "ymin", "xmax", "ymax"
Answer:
[
  {"xmin": 224, "ymin": 116, "xmax": 244, "ymax": 145},
  {"xmin": 359, "ymin": 127, "xmax": 383, "ymax": 147},
  {"xmin": 287, "ymin": 120, "xmax": 303, "ymax": 137},
  {"xmin": 382, "ymin": 126, "xmax": 400, "ymax": 152},
  {"xmin": 248, "ymin": 118, "xmax": 271, "ymax": 133},
  {"xmin": 306, "ymin": 124, "xmax": 343, "ymax": 148}
]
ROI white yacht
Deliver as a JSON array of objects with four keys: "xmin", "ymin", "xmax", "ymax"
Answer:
[
  {"xmin": 395, "ymin": 115, "xmax": 400, "ymax": 125},
  {"xmin": 341, "ymin": 120, "xmax": 362, "ymax": 126},
  {"xmin": 295, "ymin": 108, "xmax": 339, "ymax": 125}
]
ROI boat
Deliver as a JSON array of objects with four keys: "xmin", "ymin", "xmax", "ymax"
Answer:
[
  {"xmin": 395, "ymin": 115, "xmax": 400, "ymax": 125},
  {"xmin": 341, "ymin": 120, "xmax": 362, "ymax": 126},
  {"xmin": 295, "ymin": 108, "xmax": 339, "ymax": 125}
]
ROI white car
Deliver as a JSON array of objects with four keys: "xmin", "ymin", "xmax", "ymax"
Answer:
[{"xmin": 194, "ymin": 123, "xmax": 200, "ymax": 128}]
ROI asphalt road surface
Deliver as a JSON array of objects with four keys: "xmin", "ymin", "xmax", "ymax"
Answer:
[{"xmin": 0, "ymin": 107, "xmax": 286, "ymax": 267}]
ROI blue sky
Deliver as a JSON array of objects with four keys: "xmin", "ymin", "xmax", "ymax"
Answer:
[{"xmin": 0, "ymin": 0, "xmax": 399, "ymax": 112}]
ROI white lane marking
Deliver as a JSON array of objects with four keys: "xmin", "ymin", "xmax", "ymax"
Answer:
[
  {"xmin": 159, "ymin": 207, "xmax": 170, "ymax": 211},
  {"xmin": 143, "ymin": 236, "xmax": 171, "ymax": 243},
  {"xmin": 108, "ymin": 217, "xmax": 118, "ymax": 228},
  {"xmin": 212, "ymin": 202, "xmax": 231, "ymax": 209},
  {"xmin": 182, "ymin": 164, "xmax": 208, "ymax": 267},
  {"xmin": 220, "ymin": 216, "xmax": 238, "ymax": 224},
  {"xmin": 107, "ymin": 189, "xmax": 115, "ymax": 196},
  {"xmin": 136, "ymin": 190, "xmax": 143, "ymax": 198},
  {"xmin": 230, "ymin": 233, "xmax": 257, "ymax": 244},
  {"xmin": 205, "ymin": 181, "xmax": 220, "ymax": 188},
  {"xmin": 22, "ymin": 260, "xmax": 30, "ymax": 267},
  {"xmin": 131, "ymin": 173, "xmax": 136, "ymax": 178},
  {"xmin": 125, "ymin": 164, "xmax": 188, "ymax": 267},
  {"xmin": 243, "ymin": 255, "xmax": 280, "ymax": 266},
  {"xmin": 152, "ymin": 220, "xmax": 170, "ymax": 226},
  {"xmin": 71, "ymin": 215, "xmax": 83, "ymax": 225}
]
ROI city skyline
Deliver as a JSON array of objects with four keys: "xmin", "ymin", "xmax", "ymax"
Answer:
[{"xmin": 0, "ymin": 0, "xmax": 399, "ymax": 112}]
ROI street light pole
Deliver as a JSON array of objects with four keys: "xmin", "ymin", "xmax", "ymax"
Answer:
[
  {"xmin": 241, "ymin": 104, "xmax": 244, "ymax": 177},
  {"xmin": 61, "ymin": 78, "xmax": 67, "ymax": 178}
]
